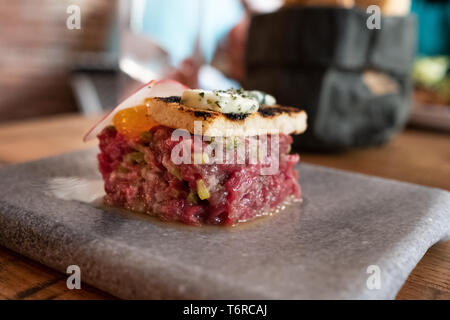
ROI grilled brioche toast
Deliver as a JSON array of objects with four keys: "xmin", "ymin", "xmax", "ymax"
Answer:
[{"xmin": 145, "ymin": 96, "xmax": 307, "ymax": 137}]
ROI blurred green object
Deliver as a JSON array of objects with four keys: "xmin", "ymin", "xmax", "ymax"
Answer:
[
  {"xmin": 413, "ymin": 56, "xmax": 450, "ymax": 103},
  {"xmin": 412, "ymin": 56, "xmax": 449, "ymax": 87}
]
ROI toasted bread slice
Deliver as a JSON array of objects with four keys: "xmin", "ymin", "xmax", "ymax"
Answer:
[{"xmin": 145, "ymin": 96, "xmax": 307, "ymax": 137}]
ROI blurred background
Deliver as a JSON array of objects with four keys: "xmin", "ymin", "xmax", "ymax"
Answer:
[
  {"xmin": 0, "ymin": 0, "xmax": 449, "ymax": 139},
  {"xmin": 1, "ymin": 1, "xmax": 448, "ymax": 300}
]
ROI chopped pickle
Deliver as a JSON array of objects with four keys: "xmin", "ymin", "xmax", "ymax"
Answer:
[
  {"xmin": 196, "ymin": 179, "xmax": 210, "ymax": 200},
  {"xmin": 187, "ymin": 191, "xmax": 199, "ymax": 204},
  {"xmin": 171, "ymin": 189, "xmax": 180, "ymax": 198},
  {"xmin": 140, "ymin": 131, "xmax": 153, "ymax": 143},
  {"xmin": 113, "ymin": 105, "xmax": 158, "ymax": 139},
  {"xmin": 117, "ymin": 166, "xmax": 130, "ymax": 174},
  {"xmin": 134, "ymin": 144, "xmax": 147, "ymax": 153},
  {"xmin": 225, "ymin": 136, "xmax": 241, "ymax": 149},
  {"xmin": 125, "ymin": 152, "xmax": 145, "ymax": 164},
  {"xmin": 193, "ymin": 152, "xmax": 209, "ymax": 164},
  {"xmin": 168, "ymin": 166, "xmax": 182, "ymax": 180}
]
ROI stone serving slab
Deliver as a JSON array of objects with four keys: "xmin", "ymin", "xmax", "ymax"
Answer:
[{"xmin": 0, "ymin": 148, "xmax": 448, "ymax": 299}]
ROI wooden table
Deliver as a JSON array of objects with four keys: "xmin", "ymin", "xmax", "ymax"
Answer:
[{"xmin": 0, "ymin": 113, "xmax": 448, "ymax": 300}]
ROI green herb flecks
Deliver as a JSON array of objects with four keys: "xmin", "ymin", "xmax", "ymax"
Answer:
[{"xmin": 125, "ymin": 152, "xmax": 145, "ymax": 164}]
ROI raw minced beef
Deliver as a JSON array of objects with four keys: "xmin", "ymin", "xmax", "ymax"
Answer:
[{"xmin": 98, "ymin": 125, "xmax": 301, "ymax": 226}]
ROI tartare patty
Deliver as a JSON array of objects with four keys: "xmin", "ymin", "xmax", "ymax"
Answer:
[
  {"xmin": 87, "ymin": 82, "xmax": 307, "ymax": 226},
  {"xmin": 97, "ymin": 125, "xmax": 301, "ymax": 226}
]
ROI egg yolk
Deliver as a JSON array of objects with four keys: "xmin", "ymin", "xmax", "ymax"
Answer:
[{"xmin": 113, "ymin": 105, "xmax": 158, "ymax": 139}]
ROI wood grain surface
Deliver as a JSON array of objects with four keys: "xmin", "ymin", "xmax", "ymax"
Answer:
[{"xmin": 0, "ymin": 113, "xmax": 448, "ymax": 300}]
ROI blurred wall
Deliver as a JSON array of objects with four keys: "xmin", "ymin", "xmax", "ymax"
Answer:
[{"xmin": 0, "ymin": 0, "xmax": 116, "ymax": 123}]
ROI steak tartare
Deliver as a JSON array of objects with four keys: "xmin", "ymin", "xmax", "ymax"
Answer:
[
  {"xmin": 86, "ymin": 81, "xmax": 307, "ymax": 226},
  {"xmin": 98, "ymin": 125, "xmax": 301, "ymax": 226}
]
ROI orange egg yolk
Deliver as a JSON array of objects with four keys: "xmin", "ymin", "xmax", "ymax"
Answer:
[{"xmin": 113, "ymin": 105, "xmax": 158, "ymax": 139}]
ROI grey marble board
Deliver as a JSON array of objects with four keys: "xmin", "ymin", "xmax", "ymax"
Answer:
[{"xmin": 0, "ymin": 148, "xmax": 448, "ymax": 299}]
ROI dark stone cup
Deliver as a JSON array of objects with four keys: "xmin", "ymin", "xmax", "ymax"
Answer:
[{"xmin": 244, "ymin": 7, "xmax": 417, "ymax": 150}]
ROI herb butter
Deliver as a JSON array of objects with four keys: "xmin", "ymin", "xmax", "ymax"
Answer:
[{"xmin": 181, "ymin": 89, "xmax": 276, "ymax": 114}]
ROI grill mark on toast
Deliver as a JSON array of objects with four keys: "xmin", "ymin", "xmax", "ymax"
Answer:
[
  {"xmin": 224, "ymin": 113, "xmax": 250, "ymax": 121},
  {"xmin": 154, "ymin": 97, "xmax": 300, "ymax": 121},
  {"xmin": 156, "ymin": 96, "xmax": 181, "ymax": 103},
  {"xmin": 146, "ymin": 97, "xmax": 307, "ymax": 136},
  {"xmin": 193, "ymin": 111, "xmax": 212, "ymax": 120},
  {"xmin": 258, "ymin": 106, "xmax": 297, "ymax": 118}
]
